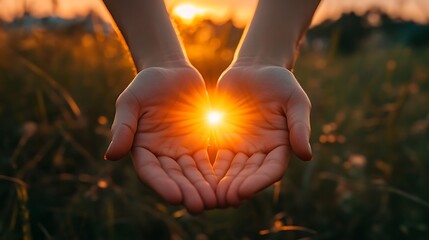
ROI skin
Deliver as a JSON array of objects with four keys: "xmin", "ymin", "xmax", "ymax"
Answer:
[
  {"xmin": 214, "ymin": 64, "xmax": 312, "ymax": 207},
  {"xmin": 106, "ymin": 64, "xmax": 218, "ymax": 214},
  {"xmin": 213, "ymin": 0, "xmax": 320, "ymax": 207},
  {"xmin": 103, "ymin": 0, "xmax": 320, "ymax": 211},
  {"xmin": 103, "ymin": 0, "xmax": 217, "ymax": 214}
]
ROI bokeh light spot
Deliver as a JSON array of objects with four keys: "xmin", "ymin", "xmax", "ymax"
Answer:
[{"xmin": 97, "ymin": 180, "xmax": 108, "ymax": 189}]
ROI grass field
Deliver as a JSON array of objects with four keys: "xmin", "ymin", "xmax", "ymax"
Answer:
[{"xmin": 1, "ymin": 16, "xmax": 429, "ymax": 239}]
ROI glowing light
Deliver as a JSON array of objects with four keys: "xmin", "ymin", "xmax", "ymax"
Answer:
[
  {"xmin": 98, "ymin": 116, "xmax": 108, "ymax": 125},
  {"xmin": 97, "ymin": 180, "xmax": 108, "ymax": 189},
  {"xmin": 207, "ymin": 111, "xmax": 223, "ymax": 126},
  {"xmin": 173, "ymin": 3, "xmax": 205, "ymax": 21}
]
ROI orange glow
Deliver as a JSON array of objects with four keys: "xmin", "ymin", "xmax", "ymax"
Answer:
[
  {"xmin": 0, "ymin": 0, "xmax": 429, "ymax": 27},
  {"xmin": 207, "ymin": 93, "xmax": 262, "ymax": 150},
  {"xmin": 97, "ymin": 116, "xmax": 108, "ymax": 125},
  {"xmin": 172, "ymin": 3, "xmax": 206, "ymax": 22},
  {"xmin": 207, "ymin": 111, "xmax": 223, "ymax": 126},
  {"xmin": 97, "ymin": 180, "xmax": 108, "ymax": 189},
  {"xmin": 133, "ymin": 86, "xmax": 213, "ymax": 158}
]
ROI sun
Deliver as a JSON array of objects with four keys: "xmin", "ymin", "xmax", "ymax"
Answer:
[
  {"xmin": 172, "ymin": 3, "xmax": 205, "ymax": 22},
  {"xmin": 207, "ymin": 111, "xmax": 223, "ymax": 126}
]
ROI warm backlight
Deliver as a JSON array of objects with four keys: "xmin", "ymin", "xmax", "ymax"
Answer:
[
  {"xmin": 207, "ymin": 111, "xmax": 223, "ymax": 126},
  {"xmin": 173, "ymin": 4, "xmax": 205, "ymax": 21}
]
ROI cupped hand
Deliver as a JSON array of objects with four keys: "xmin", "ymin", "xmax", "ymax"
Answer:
[
  {"xmin": 213, "ymin": 64, "xmax": 312, "ymax": 207},
  {"xmin": 105, "ymin": 62, "xmax": 217, "ymax": 214}
]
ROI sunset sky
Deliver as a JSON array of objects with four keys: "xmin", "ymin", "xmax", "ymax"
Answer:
[{"xmin": 1, "ymin": 0, "xmax": 429, "ymax": 27}]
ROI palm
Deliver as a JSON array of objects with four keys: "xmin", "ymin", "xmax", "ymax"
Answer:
[
  {"xmin": 213, "ymin": 65, "xmax": 312, "ymax": 207},
  {"xmin": 132, "ymin": 68, "xmax": 207, "ymax": 157},
  {"xmin": 106, "ymin": 65, "xmax": 217, "ymax": 214}
]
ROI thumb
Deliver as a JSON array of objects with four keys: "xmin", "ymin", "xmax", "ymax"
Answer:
[
  {"xmin": 284, "ymin": 91, "xmax": 312, "ymax": 161},
  {"xmin": 105, "ymin": 93, "xmax": 140, "ymax": 161}
]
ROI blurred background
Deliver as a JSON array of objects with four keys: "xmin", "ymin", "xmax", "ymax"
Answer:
[{"xmin": 1, "ymin": 0, "xmax": 429, "ymax": 239}]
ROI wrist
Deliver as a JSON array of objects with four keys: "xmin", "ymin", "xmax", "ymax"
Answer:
[
  {"xmin": 232, "ymin": 0, "xmax": 320, "ymax": 71},
  {"xmin": 234, "ymin": 36, "xmax": 298, "ymax": 70},
  {"xmin": 104, "ymin": 0, "xmax": 188, "ymax": 71},
  {"xmin": 135, "ymin": 51, "xmax": 189, "ymax": 70},
  {"xmin": 233, "ymin": 49, "xmax": 296, "ymax": 70}
]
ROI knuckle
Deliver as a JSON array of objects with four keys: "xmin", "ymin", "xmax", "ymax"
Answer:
[
  {"xmin": 306, "ymin": 97, "xmax": 312, "ymax": 110},
  {"xmin": 115, "ymin": 93, "xmax": 126, "ymax": 108},
  {"xmin": 115, "ymin": 91, "xmax": 139, "ymax": 110},
  {"xmin": 297, "ymin": 91, "xmax": 312, "ymax": 110}
]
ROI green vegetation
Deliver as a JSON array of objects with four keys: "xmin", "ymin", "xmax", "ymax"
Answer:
[{"xmin": 1, "ymin": 15, "xmax": 428, "ymax": 239}]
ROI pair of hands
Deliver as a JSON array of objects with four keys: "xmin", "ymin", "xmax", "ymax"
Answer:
[{"xmin": 105, "ymin": 60, "xmax": 312, "ymax": 214}]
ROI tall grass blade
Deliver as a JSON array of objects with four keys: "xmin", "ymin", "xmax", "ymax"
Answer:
[{"xmin": 14, "ymin": 52, "xmax": 81, "ymax": 119}]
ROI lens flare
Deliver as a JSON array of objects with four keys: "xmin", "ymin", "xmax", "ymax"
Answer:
[
  {"xmin": 207, "ymin": 111, "xmax": 223, "ymax": 126},
  {"xmin": 208, "ymin": 92, "xmax": 262, "ymax": 151}
]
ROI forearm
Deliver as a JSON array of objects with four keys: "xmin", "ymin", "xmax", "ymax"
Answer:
[
  {"xmin": 103, "ymin": 0, "xmax": 187, "ymax": 70},
  {"xmin": 234, "ymin": 0, "xmax": 320, "ymax": 69}
]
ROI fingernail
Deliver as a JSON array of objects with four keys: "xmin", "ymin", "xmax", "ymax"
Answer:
[{"xmin": 104, "ymin": 141, "xmax": 112, "ymax": 160}]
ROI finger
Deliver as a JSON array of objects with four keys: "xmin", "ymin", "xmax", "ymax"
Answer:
[
  {"xmin": 284, "ymin": 91, "xmax": 312, "ymax": 161},
  {"xmin": 131, "ymin": 148, "xmax": 182, "ymax": 205},
  {"xmin": 177, "ymin": 155, "xmax": 217, "ymax": 210},
  {"xmin": 105, "ymin": 93, "xmax": 140, "ymax": 161},
  {"xmin": 213, "ymin": 149, "xmax": 234, "ymax": 180},
  {"xmin": 159, "ymin": 156, "xmax": 204, "ymax": 214},
  {"xmin": 193, "ymin": 150, "xmax": 218, "ymax": 191},
  {"xmin": 226, "ymin": 152, "xmax": 266, "ymax": 207},
  {"xmin": 239, "ymin": 146, "xmax": 290, "ymax": 199},
  {"xmin": 216, "ymin": 152, "xmax": 247, "ymax": 208}
]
